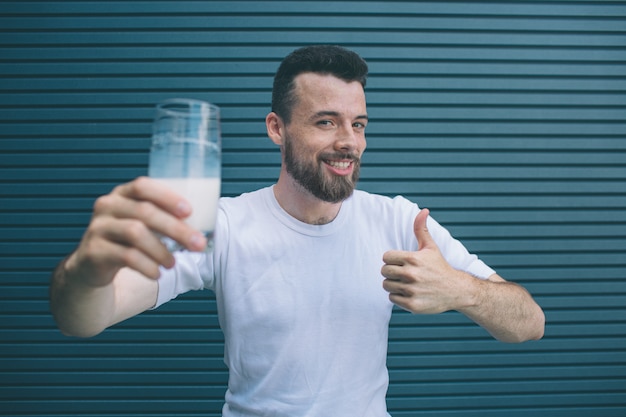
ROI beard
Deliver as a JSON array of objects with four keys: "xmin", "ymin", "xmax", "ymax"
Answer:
[{"xmin": 283, "ymin": 134, "xmax": 361, "ymax": 204}]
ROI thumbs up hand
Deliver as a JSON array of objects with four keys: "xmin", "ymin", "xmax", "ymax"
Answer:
[
  {"xmin": 413, "ymin": 207, "xmax": 436, "ymax": 251},
  {"xmin": 381, "ymin": 208, "xmax": 472, "ymax": 314}
]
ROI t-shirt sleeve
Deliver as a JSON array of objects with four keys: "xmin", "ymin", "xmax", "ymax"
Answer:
[
  {"xmin": 152, "ymin": 201, "xmax": 228, "ymax": 309},
  {"xmin": 428, "ymin": 215, "xmax": 496, "ymax": 279},
  {"xmin": 153, "ymin": 251, "xmax": 208, "ymax": 309},
  {"xmin": 393, "ymin": 196, "xmax": 496, "ymax": 280}
]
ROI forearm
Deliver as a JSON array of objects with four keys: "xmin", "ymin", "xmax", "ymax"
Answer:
[
  {"xmin": 459, "ymin": 273, "xmax": 545, "ymax": 343},
  {"xmin": 49, "ymin": 255, "xmax": 117, "ymax": 338}
]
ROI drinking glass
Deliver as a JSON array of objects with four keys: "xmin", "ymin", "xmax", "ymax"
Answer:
[{"xmin": 148, "ymin": 98, "xmax": 221, "ymax": 252}]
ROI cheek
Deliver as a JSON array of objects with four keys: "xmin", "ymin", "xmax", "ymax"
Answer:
[
  {"xmin": 357, "ymin": 135, "xmax": 367, "ymax": 155},
  {"xmin": 294, "ymin": 134, "xmax": 328, "ymax": 157},
  {"xmin": 285, "ymin": 135, "xmax": 319, "ymax": 163}
]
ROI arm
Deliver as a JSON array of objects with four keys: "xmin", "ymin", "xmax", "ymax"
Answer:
[
  {"xmin": 459, "ymin": 272, "xmax": 544, "ymax": 343},
  {"xmin": 49, "ymin": 177, "xmax": 207, "ymax": 338},
  {"xmin": 381, "ymin": 209, "xmax": 545, "ymax": 343},
  {"xmin": 50, "ymin": 262, "xmax": 157, "ymax": 338}
]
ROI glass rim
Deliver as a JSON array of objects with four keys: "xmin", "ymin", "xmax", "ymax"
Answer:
[{"xmin": 156, "ymin": 98, "xmax": 220, "ymax": 117}]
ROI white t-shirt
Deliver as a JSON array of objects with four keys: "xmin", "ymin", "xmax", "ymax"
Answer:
[{"xmin": 155, "ymin": 186, "xmax": 495, "ymax": 416}]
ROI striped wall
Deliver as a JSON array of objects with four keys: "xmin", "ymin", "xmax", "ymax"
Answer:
[{"xmin": 1, "ymin": 1, "xmax": 625, "ymax": 416}]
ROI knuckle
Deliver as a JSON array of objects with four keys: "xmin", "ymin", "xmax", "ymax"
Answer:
[
  {"xmin": 116, "ymin": 177, "xmax": 149, "ymax": 199},
  {"xmin": 132, "ymin": 176, "xmax": 150, "ymax": 193},
  {"xmin": 134, "ymin": 201, "xmax": 157, "ymax": 219},
  {"xmin": 125, "ymin": 220, "xmax": 148, "ymax": 242},
  {"xmin": 407, "ymin": 301, "xmax": 420, "ymax": 313},
  {"xmin": 93, "ymin": 194, "xmax": 114, "ymax": 214},
  {"xmin": 77, "ymin": 236, "xmax": 98, "ymax": 261},
  {"xmin": 87, "ymin": 216, "xmax": 108, "ymax": 237}
]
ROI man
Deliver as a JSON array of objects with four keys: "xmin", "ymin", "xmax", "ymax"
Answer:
[{"xmin": 50, "ymin": 45, "xmax": 544, "ymax": 416}]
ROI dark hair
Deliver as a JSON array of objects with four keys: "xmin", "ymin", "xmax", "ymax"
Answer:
[{"xmin": 271, "ymin": 45, "xmax": 368, "ymax": 123}]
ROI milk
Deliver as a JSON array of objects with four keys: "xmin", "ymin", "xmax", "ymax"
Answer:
[
  {"xmin": 148, "ymin": 99, "xmax": 221, "ymax": 252},
  {"xmin": 157, "ymin": 177, "xmax": 221, "ymax": 232}
]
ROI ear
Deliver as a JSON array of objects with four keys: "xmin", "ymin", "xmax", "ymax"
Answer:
[{"xmin": 266, "ymin": 112, "xmax": 285, "ymax": 146}]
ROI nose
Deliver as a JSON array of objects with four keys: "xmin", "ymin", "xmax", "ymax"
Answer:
[{"xmin": 334, "ymin": 122, "xmax": 363, "ymax": 153}]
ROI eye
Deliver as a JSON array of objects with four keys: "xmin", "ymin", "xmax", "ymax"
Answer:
[
  {"xmin": 353, "ymin": 121, "xmax": 367, "ymax": 129},
  {"xmin": 317, "ymin": 120, "xmax": 334, "ymax": 127}
]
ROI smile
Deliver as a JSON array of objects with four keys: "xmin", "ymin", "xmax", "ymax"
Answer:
[{"xmin": 326, "ymin": 160, "xmax": 352, "ymax": 169}]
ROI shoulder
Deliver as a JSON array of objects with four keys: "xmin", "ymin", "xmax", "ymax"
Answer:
[
  {"xmin": 350, "ymin": 189, "xmax": 420, "ymax": 215},
  {"xmin": 220, "ymin": 187, "xmax": 272, "ymax": 205},
  {"xmin": 215, "ymin": 186, "xmax": 274, "ymax": 238},
  {"xmin": 219, "ymin": 187, "xmax": 269, "ymax": 210},
  {"xmin": 348, "ymin": 190, "xmax": 419, "ymax": 231}
]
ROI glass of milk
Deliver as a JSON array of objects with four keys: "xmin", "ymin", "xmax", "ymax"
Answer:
[{"xmin": 148, "ymin": 98, "xmax": 221, "ymax": 252}]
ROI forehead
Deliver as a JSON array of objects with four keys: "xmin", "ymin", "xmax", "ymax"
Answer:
[{"xmin": 291, "ymin": 72, "xmax": 367, "ymax": 118}]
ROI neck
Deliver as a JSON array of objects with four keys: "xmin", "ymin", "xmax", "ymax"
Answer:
[{"xmin": 273, "ymin": 174, "xmax": 343, "ymax": 225}]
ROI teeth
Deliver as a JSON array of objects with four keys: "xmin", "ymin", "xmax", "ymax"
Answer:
[{"xmin": 328, "ymin": 161, "xmax": 351, "ymax": 169}]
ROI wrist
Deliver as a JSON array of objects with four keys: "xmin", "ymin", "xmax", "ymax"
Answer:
[{"xmin": 453, "ymin": 270, "xmax": 485, "ymax": 313}]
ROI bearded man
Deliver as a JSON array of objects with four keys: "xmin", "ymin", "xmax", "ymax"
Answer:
[{"xmin": 50, "ymin": 45, "xmax": 544, "ymax": 416}]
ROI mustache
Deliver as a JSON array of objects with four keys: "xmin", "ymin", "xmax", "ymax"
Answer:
[{"xmin": 319, "ymin": 152, "xmax": 361, "ymax": 163}]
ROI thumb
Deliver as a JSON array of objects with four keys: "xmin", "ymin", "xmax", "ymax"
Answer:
[{"xmin": 414, "ymin": 208, "xmax": 434, "ymax": 251}]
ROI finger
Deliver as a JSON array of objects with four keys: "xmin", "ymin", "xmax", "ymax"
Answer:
[
  {"xmin": 382, "ymin": 277, "xmax": 410, "ymax": 295},
  {"xmin": 388, "ymin": 293, "xmax": 420, "ymax": 314},
  {"xmin": 126, "ymin": 200, "xmax": 205, "ymax": 251},
  {"xmin": 414, "ymin": 208, "xmax": 434, "ymax": 251},
  {"xmin": 114, "ymin": 176, "xmax": 192, "ymax": 219},
  {"xmin": 96, "ymin": 217, "xmax": 176, "ymax": 269},
  {"xmin": 76, "ymin": 235, "xmax": 163, "ymax": 285},
  {"xmin": 382, "ymin": 249, "xmax": 409, "ymax": 266},
  {"xmin": 381, "ymin": 264, "xmax": 404, "ymax": 281},
  {"xmin": 386, "ymin": 286, "xmax": 416, "ymax": 313},
  {"xmin": 95, "ymin": 191, "xmax": 206, "ymax": 252},
  {"xmin": 95, "ymin": 238, "xmax": 164, "ymax": 280}
]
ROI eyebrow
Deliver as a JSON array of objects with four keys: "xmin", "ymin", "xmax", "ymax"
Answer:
[{"xmin": 310, "ymin": 111, "xmax": 369, "ymax": 121}]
